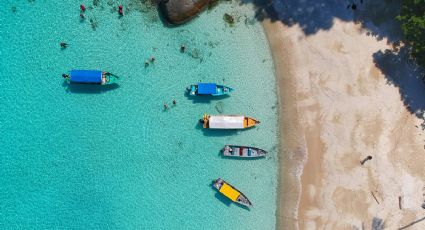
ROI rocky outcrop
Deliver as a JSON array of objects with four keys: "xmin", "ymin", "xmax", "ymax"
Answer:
[{"xmin": 160, "ymin": 0, "xmax": 211, "ymax": 25}]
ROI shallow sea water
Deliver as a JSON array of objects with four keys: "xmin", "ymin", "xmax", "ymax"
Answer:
[{"xmin": 0, "ymin": 0, "xmax": 278, "ymax": 229}]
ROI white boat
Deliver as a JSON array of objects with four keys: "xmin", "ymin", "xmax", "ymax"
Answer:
[{"xmin": 200, "ymin": 114, "xmax": 259, "ymax": 129}]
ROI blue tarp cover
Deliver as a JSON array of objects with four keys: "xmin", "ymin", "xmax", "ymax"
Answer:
[
  {"xmin": 197, "ymin": 83, "xmax": 217, "ymax": 94},
  {"xmin": 70, "ymin": 70, "xmax": 102, "ymax": 83}
]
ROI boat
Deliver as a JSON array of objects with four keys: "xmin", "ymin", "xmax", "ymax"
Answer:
[
  {"xmin": 222, "ymin": 145, "xmax": 267, "ymax": 158},
  {"xmin": 213, "ymin": 178, "xmax": 252, "ymax": 208},
  {"xmin": 188, "ymin": 83, "xmax": 234, "ymax": 96},
  {"xmin": 200, "ymin": 114, "xmax": 259, "ymax": 129},
  {"xmin": 63, "ymin": 70, "xmax": 118, "ymax": 85}
]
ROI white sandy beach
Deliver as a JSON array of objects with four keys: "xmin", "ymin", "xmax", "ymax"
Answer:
[{"xmin": 263, "ymin": 1, "xmax": 425, "ymax": 229}]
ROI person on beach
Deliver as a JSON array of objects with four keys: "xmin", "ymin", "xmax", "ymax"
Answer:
[{"xmin": 360, "ymin": 155, "xmax": 372, "ymax": 165}]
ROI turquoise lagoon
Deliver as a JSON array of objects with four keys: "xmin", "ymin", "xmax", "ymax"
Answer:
[{"xmin": 0, "ymin": 0, "xmax": 279, "ymax": 229}]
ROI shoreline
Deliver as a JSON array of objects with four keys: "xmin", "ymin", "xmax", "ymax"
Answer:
[
  {"xmin": 262, "ymin": 13, "xmax": 425, "ymax": 229},
  {"xmin": 262, "ymin": 20, "xmax": 305, "ymax": 230}
]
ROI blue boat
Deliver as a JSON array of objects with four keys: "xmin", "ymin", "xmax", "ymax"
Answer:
[
  {"xmin": 188, "ymin": 83, "xmax": 234, "ymax": 96},
  {"xmin": 62, "ymin": 70, "xmax": 119, "ymax": 85}
]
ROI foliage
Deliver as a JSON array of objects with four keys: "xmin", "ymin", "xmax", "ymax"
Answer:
[{"xmin": 397, "ymin": 0, "xmax": 425, "ymax": 67}]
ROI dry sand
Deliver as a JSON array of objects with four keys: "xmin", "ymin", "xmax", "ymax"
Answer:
[{"xmin": 263, "ymin": 5, "xmax": 425, "ymax": 230}]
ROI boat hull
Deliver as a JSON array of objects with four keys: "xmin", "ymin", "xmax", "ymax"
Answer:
[
  {"xmin": 188, "ymin": 84, "xmax": 234, "ymax": 96},
  {"xmin": 213, "ymin": 178, "xmax": 252, "ymax": 207},
  {"xmin": 222, "ymin": 145, "xmax": 267, "ymax": 158},
  {"xmin": 202, "ymin": 114, "xmax": 260, "ymax": 129}
]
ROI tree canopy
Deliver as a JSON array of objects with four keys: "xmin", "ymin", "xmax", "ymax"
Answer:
[{"xmin": 397, "ymin": 0, "xmax": 425, "ymax": 67}]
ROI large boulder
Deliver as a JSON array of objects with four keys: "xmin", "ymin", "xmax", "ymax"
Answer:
[{"xmin": 160, "ymin": 0, "xmax": 211, "ymax": 25}]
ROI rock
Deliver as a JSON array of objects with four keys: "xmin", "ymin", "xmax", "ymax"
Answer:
[{"xmin": 160, "ymin": 0, "xmax": 211, "ymax": 25}]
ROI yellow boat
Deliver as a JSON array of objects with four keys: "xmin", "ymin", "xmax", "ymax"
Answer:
[
  {"xmin": 200, "ymin": 114, "xmax": 259, "ymax": 129},
  {"xmin": 213, "ymin": 178, "xmax": 252, "ymax": 208}
]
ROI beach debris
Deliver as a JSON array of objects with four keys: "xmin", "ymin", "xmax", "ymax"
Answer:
[
  {"xmin": 399, "ymin": 196, "xmax": 403, "ymax": 209},
  {"xmin": 371, "ymin": 191, "xmax": 380, "ymax": 204},
  {"xmin": 360, "ymin": 155, "xmax": 372, "ymax": 165},
  {"xmin": 223, "ymin": 13, "xmax": 235, "ymax": 25}
]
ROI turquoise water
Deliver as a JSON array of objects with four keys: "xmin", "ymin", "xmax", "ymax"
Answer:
[{"xmin": 0, "ymin": 0, "xmax": 279, "ymax": 229}]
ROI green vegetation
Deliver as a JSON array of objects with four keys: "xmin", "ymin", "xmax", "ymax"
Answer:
[{"xmin": 397, "ymin": 0, "xmax": 425, "ymax": 67}]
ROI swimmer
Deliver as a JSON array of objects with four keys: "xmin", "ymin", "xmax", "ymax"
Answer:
[
  {"xmin": 118, "ymin": 5, "xmax": 124, "ymax": 16},
  {"xmin": 80, "ymin": 13, "xmax": 85, "ymax": 19},
  {"xmin": 180, "ymin": 45, "xmax": 186, "ymax": 53},
  {"xmin": 80, "ymin": 4, "xmax": 86, "ymax": 12},
  {"xmin": 144, "ymin": 61, "xmax": 149, "ymax": 67},
  {"xmin": 62, "ymin": 74, "xmax": 69, "ymax": 78},
  {"xmin": 150, "ymin": 56, "xmax": 155, "ymax": 62},
  {"xmin": 60, "ymin": 42, "xmax": 68, "ymax": 48},
  {"xmin": 164, "ymin": 103, "xmax": 169, "ymax": 110},
  {"xmin": 173, "ymin": 99, "xmax": 176, "ymax": 105}
]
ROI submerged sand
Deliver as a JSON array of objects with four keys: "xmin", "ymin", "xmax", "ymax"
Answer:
[{"xmin": 263, "ymin": 4, "xmax": 425, "ymax": 229}]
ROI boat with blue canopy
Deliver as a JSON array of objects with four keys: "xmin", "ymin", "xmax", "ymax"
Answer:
[
  {"xmin": 187, "ymin": 83, "xmax": 233, "ymax": 96},
  {"xmin": 62, "ymin": 70, "xmax": 118, "ymax": 85}
]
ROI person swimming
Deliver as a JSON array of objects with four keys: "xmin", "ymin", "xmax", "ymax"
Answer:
[
  {"xmin": 164, "ymin": 103, "xmax": 169, "ymax": 110},
  {"xmin": 62, "ymin": 74, "xmax": 69, "ymax": 78},
  {"xmin": 118, "ymin": 5, "xmax": 123, "ymax": 16},
  {"xmin": 80, "ymin": 4, "xmax": 86, "ymax": 12},
  {"xmin": 173, "ymin": 99, "xmax": 176, "ymax": 105},
  {"xmin": 180, "ymin": 45, "xmax": 186, "ymax": 53},
  {"xmin": 60, "ymin": 42, "xmax": 68, "ymax": 48}
]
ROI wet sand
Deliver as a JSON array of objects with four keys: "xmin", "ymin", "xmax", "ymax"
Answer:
[{"xmin": 263, "ymin": 13, "xmax": 425, "ymax": 230}]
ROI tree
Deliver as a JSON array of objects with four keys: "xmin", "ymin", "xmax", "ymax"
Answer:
[{"xmin": 397, "ymin": 0, "xmax": 425, "ymax": 67}]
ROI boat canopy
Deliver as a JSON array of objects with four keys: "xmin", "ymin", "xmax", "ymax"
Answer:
[
  {"xmin": 70, "ymin": 70, "xmax": 102, "ymax": 83},
  {"xmin": 219, "ymin": 183, "xmax": 240, "ymax": 202},
  {"xmin": 197, "ymin": 83, "xmax": 216, "ymax": 94},
  {"xmin": 209, "ymin": 116, "xmax": 244, "ymax": 129}
]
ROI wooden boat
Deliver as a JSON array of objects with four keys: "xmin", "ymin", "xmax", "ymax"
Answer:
[
  {"xmin": 222, "ymin": 145, "xmax": 267, "ymax": 158},
  {"xmin": 188, "ymin": 83, "xmax": 233, "ymax": 96},
  {"xmin": 213, "ymin": 178, "xmax": 252, "ymax": 208},
  {"xmin": 200, "ymin": 114, "xmax": 259, "ymax": 129},
  {"xmin": 63, "ymin": 70, "xmax": 118, "ymax": 85}
]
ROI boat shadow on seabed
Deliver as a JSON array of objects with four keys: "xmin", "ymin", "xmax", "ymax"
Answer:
[
  {"xmin": 62, "ymin": 81, "xmax": 120, "ymax": 94},
  {"xmin": 184, "ymin": 90, "xmax": 231, "ymax": 104}
]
